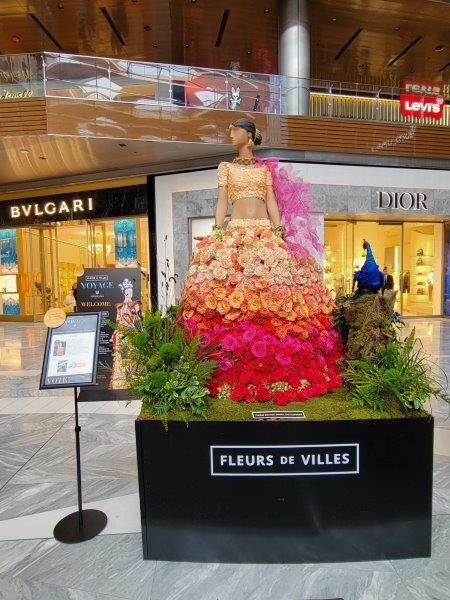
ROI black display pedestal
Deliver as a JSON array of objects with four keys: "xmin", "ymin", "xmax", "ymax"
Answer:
[{"xmin": 136, "ymin": 416, "xmax": 433, "ymax": 563}]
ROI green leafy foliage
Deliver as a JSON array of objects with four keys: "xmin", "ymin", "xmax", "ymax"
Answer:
[
  {"xmin": 112, "ymin": 307, "xmax": 217, "ymax": 427},
  {"xmin": 342, "ymin": 328, "xmax": 449, "ymax": 412}
]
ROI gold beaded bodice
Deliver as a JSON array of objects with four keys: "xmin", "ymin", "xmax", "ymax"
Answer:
[{"xmin": 217, "ymin": 161, "xmax": 273, "ymax": 204}]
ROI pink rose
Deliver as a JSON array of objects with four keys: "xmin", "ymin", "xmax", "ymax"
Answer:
[
  {"xmin": 251, "ymin": 340, "xmax": 267, "ymax": 358},
  {"xmin": 219, "ymin": 358, "xmax": 233, "ymax": 371},
  {"xmin": 222, "ymin": 334, "xmax": 238, "ymax": 352},
  {"xmin": 184, "ymin": 318, "xmax": 197, "ymax": 333},
  {"xmin": 275, "ymin": 352, "xmax": 292, "ymax": 366},
  {"xmin": 243, "ymin": 328, "xmax": 257, "ymax": 342}
]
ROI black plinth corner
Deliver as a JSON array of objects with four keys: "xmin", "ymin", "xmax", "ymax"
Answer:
[
  {"xmin": 53, "ymin": 509, "xmax": 108, "ymax": 544},
  {"xmin": 135, "ymin": 416, "xmax": 433, "ymax": 563}
]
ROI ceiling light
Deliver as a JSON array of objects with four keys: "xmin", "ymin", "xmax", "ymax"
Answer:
[
  {"xmin": 394, "ymin": 27, "xmax": 400, "ymax": 31},
  {"xmin": 191, "ymin": 0, "xmax": 197, "ymax": 4},
  {"xmin": 184, "ymin": 43, "xmax": 189, "ymax": 48},
  {"xmin": 410, "ymin": 68, "xmax": 416, "ymax": 73},
  {"xmin": 264, "ymin": 8, "xmax": 270, "ymax": 13},
  {"xmin": 57, "ymin": 3, "xmax": 64, "ymax": 8},
  {"xmin": 246, "ymin": 50, "xmax": 251, "ymax": 55},
  {"xmin": 132, "ymin": 0, "xmax": 138, "ymax": 3},
  {"xmin": 332, "ymin": 18, "xmax": 337, "ymax": 23},
  {"xmin": 152, "ymin": 43, "xmax": 158, "ymax": 48},
  {"xmin": 39, "ymin": 156, "xmax": 47, "ymax": 160},
  {"xmin": 119, "ymin": 143, "xmax": 127, "ymax": 147},
  {"xmin": 144, "ymin": 25, "xmax": 151, "ymax": 31},
  {"xmin": 19, "ymin": 148, "xmax": 29, "ymax": 155},
  {"xmin": 435, "ymin": 45, "xmax": 445, "ymax": 52},
  {"xmin": 11, "ymin": 35, "xmax": 20, "ymax": 43}
]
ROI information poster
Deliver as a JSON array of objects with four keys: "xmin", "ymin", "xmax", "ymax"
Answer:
[
  {"xmin": 40, "ymin": 312, "xmax": 100, "ymax": 389},
  {"xmin": 77, "ymin": 268, "xmax": 142, "ymax": 390}
]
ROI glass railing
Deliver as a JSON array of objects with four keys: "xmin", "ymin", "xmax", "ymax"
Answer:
[{"xmin": 1, "ymin": 52, "xmax": 449, "ymax": 127}]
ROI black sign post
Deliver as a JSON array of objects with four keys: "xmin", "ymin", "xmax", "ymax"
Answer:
[{"xmin": 40, "ymin": 312, "xmax": 108, "ymax": 543}]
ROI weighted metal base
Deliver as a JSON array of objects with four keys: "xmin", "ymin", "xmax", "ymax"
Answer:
[{"xmin": 53, "ymin": 509, "xmax": 107, "ymax": 544}]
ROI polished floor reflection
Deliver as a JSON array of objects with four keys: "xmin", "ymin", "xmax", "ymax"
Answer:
[{"xmin": 0, "ymin": 320, "xmax": 448, "ymax": 600}]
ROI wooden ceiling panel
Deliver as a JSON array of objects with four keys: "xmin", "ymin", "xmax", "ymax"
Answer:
[{"xmin": 0, "ymin": 1, "xmax": 449, "ymax": 88}]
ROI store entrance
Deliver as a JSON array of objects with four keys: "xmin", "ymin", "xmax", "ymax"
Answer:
[
  {"xmin": 324, "ymin": 219, "xmax": 443, "ymax": 316},
  {"xmin": 0, "ymin": 217, "xmax": 150, "ymax": 320},
  {"xmin": 30, "ymin": 221, "xmax": 106, "ymax": 315}
]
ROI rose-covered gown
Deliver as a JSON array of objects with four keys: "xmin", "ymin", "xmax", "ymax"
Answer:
[{"xmin": 178, "ymin": 161, "xmax": 342, "ymax": 405}]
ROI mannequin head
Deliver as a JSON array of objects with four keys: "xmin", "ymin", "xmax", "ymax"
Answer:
[{"xmin": 228, "ymin": 118, "xmax": 262, "ymax": 150}]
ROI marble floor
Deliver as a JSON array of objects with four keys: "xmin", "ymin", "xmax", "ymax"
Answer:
[{"xmin": 0, "ymin": 320, "xmax": 448, "ymax": 600}]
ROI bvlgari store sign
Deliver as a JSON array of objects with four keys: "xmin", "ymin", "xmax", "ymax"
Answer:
[
  {"xmin": 0, "ymin": 185, "xmax": 147, "ymax": 228},
  {"xmin": 10, "ymin": 197, "xmax": 94, "ymax": 220}
]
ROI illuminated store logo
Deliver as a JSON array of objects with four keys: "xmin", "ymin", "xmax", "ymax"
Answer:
[
  {"xmin": 10, "ymin": 197, "xmax": 94, "ymax": 219},
  {"xmin": 400, "ymin": 78, "xmax": 444, "ymax": 121},
  {"xmin": 376, "ymin": 191, "xmax": 428, "ymax": 211},
  {"xmin": 0, "ymin": 89, "xmax": 34, "ymax": 100}
]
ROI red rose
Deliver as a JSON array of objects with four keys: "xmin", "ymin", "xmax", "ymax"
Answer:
[
  {"xmin": 231, "ymin": 385, "xmax": 248, "ymax": 401},
  {"xmin": 274, "ymin": 390, "xmax": 296, "ymax": 405},
  {"xmin": 254, "ymin": 385, "xmax": 271, "ymax": 402}
]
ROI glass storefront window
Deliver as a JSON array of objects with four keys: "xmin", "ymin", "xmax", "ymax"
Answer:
[
  {"xmin": 402, "ymin": 222, "xmax": 443, "ymax": 317},
  {"xmin": 323, "ymin": 221, "xmax": 354, "ymax": 298},
  {"xmin": 0, "ymin": 216, "xmax": 150, "ymax": 320},
  {"xmin": 324, "ymin": 219, "xmax": 444, "ymax": 317}
]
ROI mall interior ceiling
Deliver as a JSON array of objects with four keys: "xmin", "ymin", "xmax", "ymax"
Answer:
[
  {"xmin": 0, "ymin": 0, "xmax": 449, "ymax": 193},
  {"xmin": 0, "ymin": 0, "xmax": 449, "ymax": 87}
]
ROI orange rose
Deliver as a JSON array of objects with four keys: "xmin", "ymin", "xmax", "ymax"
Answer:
[
  {"xmin": 254, "ymin": 277, "xmax": 270, "ymax": 290},
  {"xmin": 214, "ymin": 286, "xmax": 227, "ymax": 300},
  {"xmin": 205, "ymin": 294, "xmax": 217, "ymax": 310},
  {"xmin": 229, "ymin": 290, "xmax": 245, "ymax": 308},
  {"xmin": 183, "ymin": 309, "xmax": 194, "ymax": 319},
  {"xmin": 216, "ymin": 300, "xmax": 231, "ymax": 314},
  {"xmin": 248, "ymin": 295, "xmax": 262, "ymax": 311}
]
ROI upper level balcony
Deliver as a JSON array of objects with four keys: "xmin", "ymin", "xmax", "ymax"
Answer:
[
  {"xmin": 1, "ymin": 52, "xmax": 450, "ymax": 169},
  {"xmin": 2, "ymin": 52, "xmax": 449, "ymax": 124}
]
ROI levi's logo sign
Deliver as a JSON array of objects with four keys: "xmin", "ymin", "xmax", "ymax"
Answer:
[
  {"xmin": 400, "ymin": 78, "xmax": 444, "ymax": 120},
  {"xmin": 210, "ymin": 444, "xmax": 359, "ymax": 477}
]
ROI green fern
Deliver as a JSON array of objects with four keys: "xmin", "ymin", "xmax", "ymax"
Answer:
[
  {"xmin": 111, "ymin": 307, "xmax": 217, "ymax": 426},
  {"xmin": 342, "ymin": 328, "xmax": 449, "ymax": 412}
]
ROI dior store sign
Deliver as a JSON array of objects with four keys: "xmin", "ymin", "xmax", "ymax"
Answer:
[{"xmin": 376, "ymin": 191, "xmax": 428, "ymax": 211}]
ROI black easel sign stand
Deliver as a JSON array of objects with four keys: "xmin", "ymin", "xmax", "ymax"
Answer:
[{"xmin": 40, "ymin": 311, "xmax": 107, "ymax": 543}]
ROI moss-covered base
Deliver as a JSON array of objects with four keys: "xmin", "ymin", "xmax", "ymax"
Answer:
[{"xmin": 138, "ymin": 386, "xmax": 430, "ymax": 422}]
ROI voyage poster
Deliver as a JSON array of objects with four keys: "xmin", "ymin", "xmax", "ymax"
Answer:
[{"xmin": 77, "ymin": 268, "xmax": 142, "ymax": 390}]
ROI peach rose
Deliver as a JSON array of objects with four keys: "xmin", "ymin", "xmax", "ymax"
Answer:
[
  {"xmin": 248, "ymin": 295, "xmax": 262, "ymax": 311},
  {"xmin": 212, "ymin": 266, "xmax": 227, "ymax": 280},
  {"xmin": 213, "ymin": 286, "xmax": 227, "ymax": 299},
  {"xmin": 216, "ymin": 300, "xmax": 231, "ymax": 314},
  {"xmin": 229, "ymin": 290, "xmax": 245, "ymax": 308},
  {"xmin": 205, "ymin": 294, "xmax": 217, "ymax": 310}
]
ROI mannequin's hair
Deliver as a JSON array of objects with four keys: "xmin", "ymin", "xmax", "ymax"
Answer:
[{"xmin": 230, "ymin": 118, "xmax": 262, "ymax": 145}]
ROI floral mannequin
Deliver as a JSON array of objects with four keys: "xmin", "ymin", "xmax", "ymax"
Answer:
[{"xmin": 178, "ymin": 118, "xmax": 342, "ymax": 405}]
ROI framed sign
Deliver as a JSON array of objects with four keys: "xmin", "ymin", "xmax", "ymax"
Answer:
[{"xmin": 40, "ymin": 312, "xmax": 101, "ymax": 389}]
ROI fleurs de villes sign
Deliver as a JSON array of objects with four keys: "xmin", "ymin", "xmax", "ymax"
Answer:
[{"xmin": 400, "ymin": 78, "xmax": 445, "ymax": 120}]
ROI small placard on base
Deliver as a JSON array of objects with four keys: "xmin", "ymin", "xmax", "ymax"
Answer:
[{"xmin": 252, "ymin": 411, "xmax": 306, "ymax": 420}]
